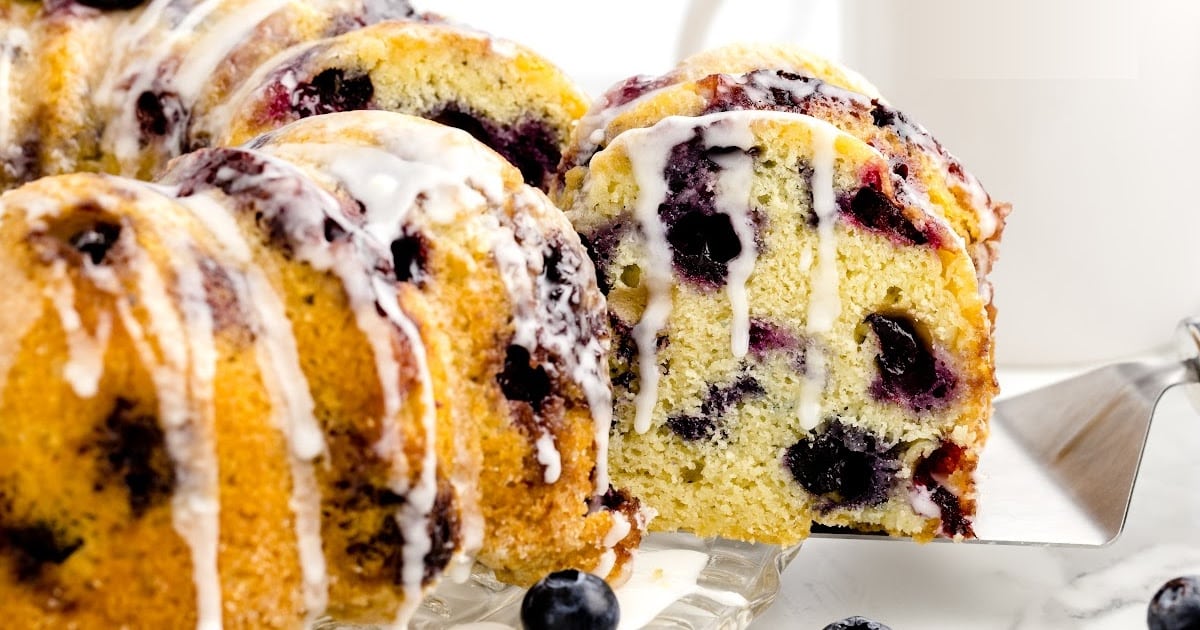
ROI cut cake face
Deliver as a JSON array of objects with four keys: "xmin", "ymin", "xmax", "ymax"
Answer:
[{"xmin": 560, "ymin": 108, "xmax": 996, "ymax": 544}]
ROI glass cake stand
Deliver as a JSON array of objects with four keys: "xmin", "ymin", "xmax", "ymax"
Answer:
[{"xmin": 319, "ymin": 532, "xmax": 802, "ymax": 629}]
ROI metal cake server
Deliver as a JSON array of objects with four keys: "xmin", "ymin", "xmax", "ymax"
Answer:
[{"xmin": 816, "ymin": 318, "xmax": 1200, "ymax": 547}]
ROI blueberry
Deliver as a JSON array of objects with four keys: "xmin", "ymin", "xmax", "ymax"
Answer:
[
  {"xmin": 655, "ymin": 131, "xmax": 760, "ymax": 288},
  {"xmin": 783, "ymin": 420, "xmax": 898, "ymax": 507},
  {"xmin": 135, "ymin": 90, "xmax": 185, "ymax": 139},
  {"xmin": 497, "ymin": 345, "xmax": 552, "ymax": 410},
  {"xmin": 913, "ymin": 443, "xmax": 974, "ymax": 538},
  {"xmin": 430, "ymin": 105, "xmax": 561, "ymax": 189},
  {"xmin": 291, "ymin": 68, "xmax": 374, "ymax": 118},
  {"xmin": 666, "ymin": 374, "xmax": 763, "ymax": 441},
  {"xmin": 838, "ymin": 183, "xmax": 927, "ymax": 246},
  {"xmin": 664, "ymin": 209, "xmax": 742, "ymax": 287},
  {"xmin": 865, "ymin": 313, "xmax": 958, "ymax": 412},
  {"xmin": 578, "ymin": 222, "xmax": 629, "ymax": 294},
  {"xmin": 604, "ymin": 74, "xmax": 672, "ymax": 108},
  {"xmin": 869, "ymin": 101, "xmax": 897, "ymax": 128},
  {"xmin": 1148, "ymin": 576, "xmax": 1200, "ymax": 630},
  {"xmin": 390, "ymin": 231, "xmax": 428, "ymax": 283},
  {"xmin": 702, "ymin": 70, "xmax": 818, "ymax": 113},
  {"xmin": 521, "ymin": 569, "xmax": 619, "ymax": 630},
  {"xmin": 94, "ymin": 397, "xmax": 176, "ymax": 518},
  {"xmin": 75, "ymin": 0, "xmax": 146, "ymax": 10},
  {"xmin": 323, "ymin": 217, "xmax": 347, "ymax": 243},
  {"xmin": 748, "ymin": 319, "xmax": 800, "ymax": 356},
  {"xmin": 0, "ymin": 522, "xmax": 83, "ymax": 582},
  {"xmin": 665, "ymin": 415, "xmax": 717, "ymax": 441},
  {"xmin": 69, "ymin": 221, "xmax": 122, "ymax": 265},
  {"xmin": 822, "ymin": 616, "xmax": 892, "ymax": 630}
]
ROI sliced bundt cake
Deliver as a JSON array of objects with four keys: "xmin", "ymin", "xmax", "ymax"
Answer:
[
  {"xmin": 240, "ymin": 111, "xmax": 646, "ymax": 586},
  {"xmin": 559, "ymin": 109, "xmax": 996, "ymax": 544},
  {"xmin": 211, "ymin": 19, "xmax": 590, "ymax": 192},
  {"xmin": 557, "ymin": 46, "xmax": 1009, "ymax": 306}
]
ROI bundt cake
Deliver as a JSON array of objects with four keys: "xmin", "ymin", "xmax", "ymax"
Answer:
[
  {"xmin": 0, "ymin": 0, "xmax": 1009, "ymax": 624},
  {"xmin": 0, "ymin": 111, "xmax": 645, "ymax": 627},
  {"xmin": 211, "ymin": 19, "xmax": 591, "ymax": 192},
  {"xmin": 0, "ymin": 0, "xmax": 428, "ymax": 188},
  {"xmin": 558, "ymin": 107, "xmax": 997, "ymax": 543}
]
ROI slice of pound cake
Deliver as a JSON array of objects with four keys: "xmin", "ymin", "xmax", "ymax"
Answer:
[{"xmin": 559, "ymin": 109, "xmax": 997, "ymax": 544}]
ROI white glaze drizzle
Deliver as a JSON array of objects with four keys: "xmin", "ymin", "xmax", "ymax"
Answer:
[
  {"xmin": 45, "ymin": 260, "xmax": 114, "ymax": 399},
  {"xmin": 0, "ymin": 27, "xmax": 28, "ymax": 164},
  {"xmin": 265, "ymin": 141, "xmax": 444, "ymax": 622},
  {"xmin": 371, "ymin": 274, "xmax": 439, "ymax": 628},
  {"xmin": 620, "ymin": 118, "xmax": 697, "ymax": 435},
  {"xmin": 702, "ymin": 119, "xmax": 757, "ymax": 358},
  {"xmin": 798, "ymin": 120, "xmax": 841, "ymax": 433},
  {"xmin": 909, "ymin": 483, "xmax": 942, "ymax": 520},
  {"xmin": 613, "ymin": 110, "xmax": 853, "ymax": 433},
  {"xmin": 97, "ymin": 0, "xmax": 291, "ymax": 175},
  {"xmin": 104, "ymin": 226, "xmax": 223, "ymax": 630},
  {"xmin": 605, "ymin": 511, "xmax": 632, "ymax": 547},
  {"xmin": 269, "ymin": 115, "xmax": 615, "ymax": 496},
  {"xmin": 534, "ymin": 430, "xmax": 562, "ymax": 484},
  {"xmin": 169, "ymin": 189, "xmax": 330, "ymax": 621},
  {"xmin": 172, "ymin": 0, "xmax": 291, "ymax": 104},
  {"xmin": 166, "ymin": 230, "xmax": 224, "ymax": 630},
  {"xmin": 257, "ymin": 112, "xmax": 624, "ymax": 613},
  {"xmin": 500, "ymin": 190, "xmax": 613, "ymax": 494},
  {"xmin": 615, "ymin": 549, "xmax": 748, "ymax": 630}
]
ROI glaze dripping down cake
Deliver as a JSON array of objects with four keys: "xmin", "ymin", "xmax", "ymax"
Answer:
[
  {"xmin": 0, "ymin": 111, "xmax": 645, "ymax": 628},
  {"xmin": 556, "ymin": 47, "xmax": 1004, "ymax": 544}
]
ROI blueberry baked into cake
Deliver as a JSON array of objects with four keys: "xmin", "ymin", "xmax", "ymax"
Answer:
[{"xmin": 556, "ymin": 47, "xmax": 1004, "ymax": 545}]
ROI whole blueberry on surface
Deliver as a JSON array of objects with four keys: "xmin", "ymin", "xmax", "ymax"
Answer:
[
  {"xmin": 1149, "ymin": 576, "xmax": 1200, "ymax": 630},
  {"xmin": 520, "ymin": 569, "xmax": 619, "ymax": 630},
  {"xmin": 823, "ymin": 616, "xmax": 893, "ymax": 630}
]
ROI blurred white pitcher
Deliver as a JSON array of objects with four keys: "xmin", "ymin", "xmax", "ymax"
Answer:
[{"xmin": 681, "ymin": 0, "xmax": 1200, "ymax": 365}]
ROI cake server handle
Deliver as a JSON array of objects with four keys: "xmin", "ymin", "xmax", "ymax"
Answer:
[{"xmin": 1173, "ymin": 317, "xmax": 1200, "ymax": 413}]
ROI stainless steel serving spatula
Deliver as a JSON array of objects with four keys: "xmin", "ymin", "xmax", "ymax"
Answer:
[{"xmin": 816, "ymin": 319, "xmax": 1200, "ymax": 547}]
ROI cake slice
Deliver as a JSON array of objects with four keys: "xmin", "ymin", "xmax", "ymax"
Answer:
[
  {"xmin": 559, "ymin": 109, "xmax": 996, "ymax": 543},
  {"xmin": 0, "ymin": 170, "xmax": 465, "ymax": 626},
  {"xmin": 210, "ymin": 19, "xmax": 590, "ymax": 192},
  {"xmin": 556, "ymin": 47, "xmax": 1010, "ymax": 312},
  {"xmin": 237, "ymin": 111, "xmax": 646, "ymax": 585}
]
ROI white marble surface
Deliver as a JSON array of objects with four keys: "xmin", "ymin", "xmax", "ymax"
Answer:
[{"xmin": 755, "ymin": 366, "xmax": 1200, "ymax": 629}]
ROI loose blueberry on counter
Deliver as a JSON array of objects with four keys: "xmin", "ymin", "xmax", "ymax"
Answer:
[
  {"xmin": 822, "ymin": 616, "xmax": 892, "ymax": 630},
  {"xmin": 521, "ymin": 569, "xmax": 619, "ymax": 630},
  {"xmin": 1148, "ymin": 575, "xmax": 1200, "ymax": 630}
]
